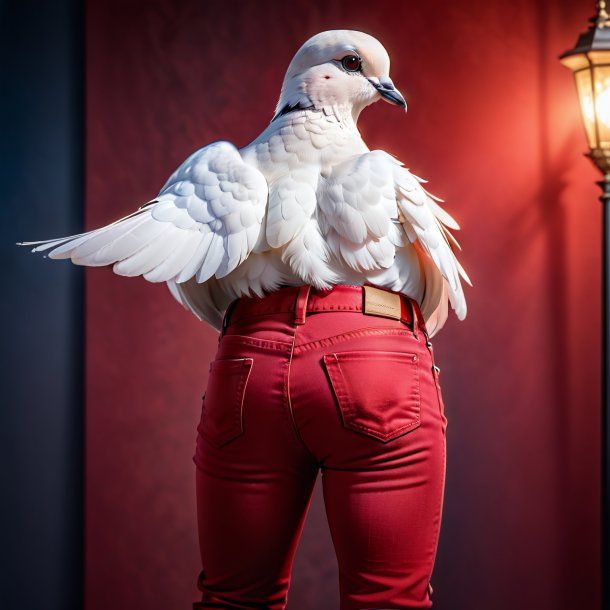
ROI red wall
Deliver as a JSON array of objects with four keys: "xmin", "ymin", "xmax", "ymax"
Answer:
[{"xmin": 85, "ymin": 1, "xmax": 601, "ymax": 609}]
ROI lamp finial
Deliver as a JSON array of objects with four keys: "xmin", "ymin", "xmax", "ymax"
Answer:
[{"xmin": 597, "ymin": 0, "xmax": 610, "ymax": 28}]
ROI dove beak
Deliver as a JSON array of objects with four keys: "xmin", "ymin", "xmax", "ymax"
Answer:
[{"xmin": 369, "ymin": 77, "xmax": 407, "ymax": 110}]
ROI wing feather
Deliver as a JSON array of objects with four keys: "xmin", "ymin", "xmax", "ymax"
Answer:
[
  {"xmin": 393, "ymin": 161, "xmax": 467, "ymax": 320},
  {"xmin": 113, "ymin": 226, "xmax": 179, "ymax": 276},
  {"xmin": 19, "ymin": 141, "xmax": 268, "ymax": 292},
  {"xmin": 321, "ymin": 149, "xmax": 468, "ymax": 325},
  {"xmin": 142, "ymin": 229, "xmax": 204, "ymax": 283}
]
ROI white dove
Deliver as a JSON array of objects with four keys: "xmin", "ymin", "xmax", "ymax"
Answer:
[{"xmin": 18, "ymin": 29, "xmax": 470, "ymax": 337}]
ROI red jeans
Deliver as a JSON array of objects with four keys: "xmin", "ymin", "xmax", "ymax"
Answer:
[{"xmin": 193, "ymin": 285, "xmax": 447, "ymax": 610}]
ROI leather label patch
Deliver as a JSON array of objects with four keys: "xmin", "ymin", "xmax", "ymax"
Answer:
[{"xmin": 363, "ymin": 286, "xmax": 402, "ymax": 320}]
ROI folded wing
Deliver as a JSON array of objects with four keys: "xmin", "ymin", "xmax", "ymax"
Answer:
[{"xmin": 320, "ymin": 150, "xmax": 470, "ymax": 334}]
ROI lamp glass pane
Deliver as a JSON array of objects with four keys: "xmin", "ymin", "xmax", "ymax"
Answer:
[
  {"xmin": 574, "ymin": 68, "xmax": 597, "ymax": 148},
  {"xmin": 592, "ymin": 64, "xmax": 610, "ymax": 149}
]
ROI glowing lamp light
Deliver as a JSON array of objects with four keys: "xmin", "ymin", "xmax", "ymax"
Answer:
[
  {"xmin": 561, "ymin": 1, "xmax": 610, "ymax": 174},
  {"xmin": 582, "ymin": 77, "xmax": 610, "ymax": 128}
]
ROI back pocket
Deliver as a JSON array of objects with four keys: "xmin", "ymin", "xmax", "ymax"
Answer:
[
  {"xmin": 322, "ymin": 350, "xmax": 421, "ymax": 443},
  {"xmin": 198, "ymin": 357, "xmax": 253, "ymax": 448}
]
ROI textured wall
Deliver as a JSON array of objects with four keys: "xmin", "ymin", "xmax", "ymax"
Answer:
[{"xmin": 85, "ymin": 1, "xmax": 600, "ymax": 609}]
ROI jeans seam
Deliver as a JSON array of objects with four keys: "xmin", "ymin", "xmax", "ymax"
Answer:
[
  {"xmin": 219, "ymin": 334, "xmax": 293, "ymax": 351},
  {"xmin": 423, "ymin": 329, "xmax": 446, "ymax": 603},
  {"xmin": 426, "ymin": 421, "xmax": 446, "ymax": 602},
  {"xmin": 294, "ymin": 327, "xmax": 415, "ymax": 353},
  {"xmin": 285, "ymin": 326, "xmax": 320, "ymax": 465},
  {"xmin": 424, "ymin": 336, "xmax": 446, "ymax": 428}
]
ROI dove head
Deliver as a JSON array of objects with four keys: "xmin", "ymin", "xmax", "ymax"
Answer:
[{"xmin": 275, "ymin": 30, "xmax": 406, "ymax": 122}]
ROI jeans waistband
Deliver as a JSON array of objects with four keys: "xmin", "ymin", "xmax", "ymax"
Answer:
[{"xmin": 222, "ymin": 285, "xmax": 425, "ymax": 336}]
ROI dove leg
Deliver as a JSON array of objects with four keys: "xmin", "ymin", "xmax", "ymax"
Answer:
[
  {"xmin": 319, "ymin": 350, "xmax": 445, "ymax": 610},
  {"xmin": 321, "ymin": 438, "xmax": 445, "ymax": 610},
  {"xmin": 193, "ymin": 463, "xmax": 318, "ymax": 609},
  {"xmin": 192, "ymin": 325, "xmax": 321, "ymax": 610},
  {"xmin": 287, "ymin": 308, "xmax": 445, "ymax": 610}
]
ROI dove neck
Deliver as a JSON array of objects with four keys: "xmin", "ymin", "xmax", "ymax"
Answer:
[
  {"xmin": 268, "ymin": 104, "xmax": 361, "ymax": 133},
  {"xmin": 276, "ymin": 105, "xmax": 359, "ymax": 128},
  {"xmin": 271, "ymin": 101, "xmax": 314, "ymax": 122},
  {"xmin": 242, "ymin": 105, "xmax": 368, "ymax": 175},
  {"xmin": 275, "ymin": 91, "xmax": 364, "ymax": 128},
  {"xmin": 321, "ymin": 103, "xmax": 364, "ymax": 126}
]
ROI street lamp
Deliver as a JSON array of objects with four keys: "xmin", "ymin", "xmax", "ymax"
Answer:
[{"xmin": 560, "ymin": 2, "xmax": 610, "ymax": 609}]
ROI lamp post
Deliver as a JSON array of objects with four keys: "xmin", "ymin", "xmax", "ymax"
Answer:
[{"xmin": 560, "ymin": 3, "xmax": 610, "ymax": 608}]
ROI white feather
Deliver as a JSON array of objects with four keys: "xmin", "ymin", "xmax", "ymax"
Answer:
[{"xmin": 20, "ymin": 30, "xmax": 469, "ymax": 333}]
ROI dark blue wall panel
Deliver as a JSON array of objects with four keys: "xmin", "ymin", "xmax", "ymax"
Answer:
[{"xmin": 0, "ymin": 1, "xmax": 84, "ymax": 609}]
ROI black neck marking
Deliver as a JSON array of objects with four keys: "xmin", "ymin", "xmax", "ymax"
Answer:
[{"xmin": 270, "ymin": 101, "xmax": 314, "ymax": 122}]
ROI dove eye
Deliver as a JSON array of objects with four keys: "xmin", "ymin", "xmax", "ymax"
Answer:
[{"xmin": 341, "ymin": 55, "xmax": 362, "ymax": 73}]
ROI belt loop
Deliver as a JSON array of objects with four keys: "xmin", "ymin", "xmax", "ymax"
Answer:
[
  {"xmin": 406, "ymin": 298, "xmax": 419, "ymax": 340},
  {"xmin": 294, "ymin": 285, "xmax": 312, "ymax": 325},
  {"xmin": 220, "ymin": 298, "xmax": 239, "ymax": 339}
]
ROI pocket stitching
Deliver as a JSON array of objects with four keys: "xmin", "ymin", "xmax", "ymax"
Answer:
[
  {"xmin": 330, "ymin": 357, "xmax": 421, "ymax": 435},
  {"xmin": 323, "ymin": 351, "xmax": 421, "ymax": 442},
  {"xmin": 295, "ymin": 327, "xmax": 416, "ymax": 353},
  {"xmin": 201, "ymin": 358, "xmax": 253, "ymax": 448}
]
